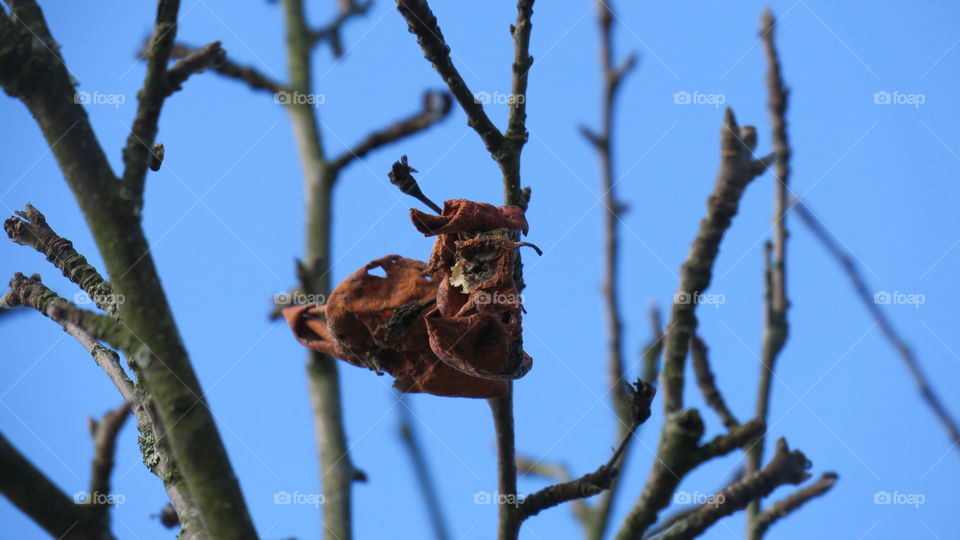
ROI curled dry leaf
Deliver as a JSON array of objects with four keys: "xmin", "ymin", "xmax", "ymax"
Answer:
[{"xmin": 283, "ymin": 199, "xmax": 532, "ymax": 398}]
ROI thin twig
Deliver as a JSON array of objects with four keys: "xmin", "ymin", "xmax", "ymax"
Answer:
[
  {"xmin": 749, "ymin": 472, "xmax": 837, "ymax": 538},
  {"xmin": 5, "ymin": 205, "xmax": 117, "ymax": 316},
  {"xmin": 746, "ymin": 8, "xmax": 791, "ymax": 531},
  {"xmin": 517, "ymin": 381, "xmax": 654, "ymax": 522},
  {"xmin": 615, "ymin": 412, "xmax": 765, "ymax": 539},
  {"xmin": 308, "ymin": 0, "xmax": 372, "ymax": 57},
  {"xmin": 580, "ymin": 1, "xmax": 639, "ymax": 536},
  {"xmin": 792, "ymin": 198, "xmax": 960, "ymax": 451},
  {"xmin": 329, "ymin": 91, "xmax": 452, "ymax": 173},
  {"xmin": 166, "ymin": 40, "xmax": 225, "ymax": 93},
  {"xmin": 122, "ymin": 0, "xmax": 182, "ymax": 213},
  {"xmin": 0, "ymin": 274, "xmax": 135, "ymax": 399},
  {"xmin": 169, "ymin": 43, "xmax": 286, "ymax": 95},
  {"xmin": 690, "ymin": 334, "xmax": 739, "ymax": 429},
  {"xmin": 397, "ymin": 394, "xmax": 450, "ymax": 540},
  {"xmin": 642, "ymin": 304, "xmax": 665, "ymax": 385},
  {"xmin": 655, "ymin": 438, "xmax": 811, "ymax": 540},
  {"xmin": 515, "ymin": 456, "xmax": 590, "ymax": 524},
  {"xmin": 87, "ymin": 402, "xmax": 133, "ymax": 530},
  {"xmin": 394, "ymin": 0, "xmax": 506, "ymax": 161}
]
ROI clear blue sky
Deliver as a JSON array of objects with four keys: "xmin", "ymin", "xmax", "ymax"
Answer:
[{"xmin": 2, "ymin": 1, "xmax": 959, "ymax": 538}]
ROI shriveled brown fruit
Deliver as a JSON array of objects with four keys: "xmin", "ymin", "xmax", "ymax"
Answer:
[
  {"xmin": 411, "ymin": 199, "xmax": 533, "ymax": 380},
  {"xmin": 283, "ymin": 254, "xmax": 509, "ymax": 398}
]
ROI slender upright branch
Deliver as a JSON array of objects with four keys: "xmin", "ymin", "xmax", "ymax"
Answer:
[
  {"xmin": 0, "ymin": 432, "xmax": 114, "ymax": 540},
  {"xmin": 659, "ymin": 109, "xmax": 770, "ymax": 414},
  {"xmin": 657, "ymin": 438, "xmax": 810, "ymax": 540},
  {"xmin": 793, "ymin": 199, "xmax": 960, "ymax": 451},
  {"xmin": 577, "ymin": 1, "xmax": 639, "ymax": 536},
  {"xmin": 122, "ymin": 0, "xmax": 181, "ymax": 213},
  {"xmin": 746, "ymin": 9, "xmax": 791, "ymax": 528},
  {"xmin": 642, "ymin": 304, "xmax": 665, "ymax": 385},
  {"xmin": 87, "ymin": 402, "xmax": 133, "ymax": 531},
  {"xmin": 397, "ymin": 395, "xmax": 450, "ymax": 540},
  {"xmin": 489, "ymin": 387, "xmax": 519, "ymax": 539},
  {"xmin": 395, "ymin": 5, "xmax": 537, "ymax": 540}
]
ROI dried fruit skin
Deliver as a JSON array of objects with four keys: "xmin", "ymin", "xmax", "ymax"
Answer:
[
  {"xmin": 283, "ymin": 199, "xmax": 532, "ymax": 398},
  {"xmin": 283, "ymin": 254, "xmax": 509, "ymax": 398}
]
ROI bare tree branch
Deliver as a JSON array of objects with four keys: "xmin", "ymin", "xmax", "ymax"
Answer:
[
  {"xmin": 166, "ymin": 40, "xmax": 225, "ymax": 93},
  {"xmin": 397, "ymin": 394, "xmax": 450, "ymax": 540},
  {"xmin": 642, "ymin": 304, "xmax": 665, "ymax": 385},
  {"xmin": 329, "ymin": 91, "xmax": 452, "ymax": 174},
  {"xmin": 690, "ymin": 334, "xmax": 739, "ymax": 429},
  {"xmin": 0, "ymin": 273, "xmax": 206, "ymax": 537},
  {"xmin": 122, "ymin": 0, "xmax": 182, "ymax": 213},
  {"xmin": 656, "ymin": 438, "xmax": 811, "ymax": 540},
  {"xmin": 749, "ymin": 472, "xmax": 837, "ymax": 539},
  {"xmin": 792, "ymin": 199, "xmax": 960, "ymax": 451},
  {"xmin": 578, "ymin": 2, "xmax": 639, "ymax": 536},
  {"xmin": 0, "ymin": 432, "xmax": 113, "ymax": 540},
  {"xmin": 394, "ymin": 0, "xmax": 506, "ymax": 162},
  {"xmin": 517, "ymin": 381, "xmax": 655, "ymax": 522},
  {"xmin": 169, "ymin": 43, "xmax": 286, "ymax": 95},
  {"xmin": 5, "ymin": 204, "xmax": 117, "ymax": 316},
  {"xmin": 1, "ymin": 3, "xmax": 256, "ymax": 536},
  {"xmin": 659, "ymin": 108, "xmax": 770, "ymax": 415},
  {"xmin": 308, "ymin": 0, "xmax": 373, "ymax": 57},
  {"xmin": 87, "ymin": 402, "xmax": 133, "ymax": 531},
  {"xmin": 516, "ymin": 456, "xmax": 591, "ymax": 524},
  {"xmin": 0, "ymin": 273, "xmax": 135, "ymax": 399},
  {"xmin": 746, "ymin": 8, "xmax": 792, "ymax": 530},
  {"xmin": 615, "ymin": 416, "xmax": 765, "ymax": 539}
]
